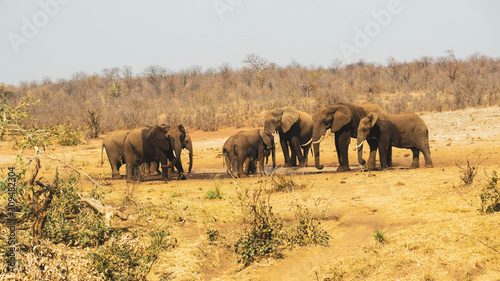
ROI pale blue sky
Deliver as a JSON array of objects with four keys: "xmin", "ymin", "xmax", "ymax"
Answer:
[{"xmin": 1, "ymin": 0, "xmax": 499, "ymax": 85}]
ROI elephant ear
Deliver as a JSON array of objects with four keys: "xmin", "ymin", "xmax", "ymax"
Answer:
[
  {"xmin": 331, "ymin": 105, "xmax": 352, "ymax": 132},
  {"xmin": 259, "ymin": 129, "xmax": 274, "ymax": 148},
  {"xmin": 281, "ymin": 108, "xmax": 300, "ymax": 133},
  {"xmin": 367, "ymin": 112, "xmax": 379, "ymax": 128},
  {"xmin": 147, "ymin": 126, "xmax": 171, "ymax": 151}
]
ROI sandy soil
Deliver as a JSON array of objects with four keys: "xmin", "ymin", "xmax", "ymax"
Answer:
[{"xmin": 1, "ymin": 106, "xmax": 500, "ymax": 280}]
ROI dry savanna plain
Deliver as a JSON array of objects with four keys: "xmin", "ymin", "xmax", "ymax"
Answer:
[{"xmin": 1, "ymin": 106, "xmax": 500, "ymax": 280}]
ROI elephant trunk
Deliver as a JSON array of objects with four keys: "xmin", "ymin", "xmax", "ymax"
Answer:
[
  {"xmin": 186, "ymin": 142, "xmax": 193, "ymax": 173},
  {"xmin": 313, "ymin": 142, "xmax": 323, "ymax": 170},
  {"xmin": 271, "ymin": 146, "xmax": 276, "ymax": 168},
  {"xmin": 312, "ymin": 126, "xmax": 326, "ymax": 170},
  {"xmin": 357, "ymin": 138, "xmax": 366, "ymax": 166}
]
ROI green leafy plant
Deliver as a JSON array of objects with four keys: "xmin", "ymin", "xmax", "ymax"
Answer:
[
  {"xmin": 269, "ymin": 175, "xmax": 306, "ymax": 192},
  {"xmin": 52, "ymin": 125, "xmax": 81, "ymax": 146},
  {"xmin": 205, "ymin": 180, "xmax": 223, "ymax": 199},
  {"xmin": 169, "ymin": 189, "xmax": 181, "ymax": 198},
  {"xmin": 286, "ymin": 204, "xmax": 330, "ymax": 247},
  {"xmin": 42, "ymin": 175, "xmax": 111, "ymax": 247},
  {"xmin": 479, "ymin": 171, "xmax": 499, "ymax": 213},
  {"xmin": 233, "ymin": 186, "xmax": 285, "ymax": 266},
  {"xmin": 373, "ymin": 230, "xmax": 385, "ymax": 243},
  {"xmin": 85, "ymin": 226, "xmax": 175, "ymax": 280},
  {"xmin": 206, "ymin": 227, "xmax": 221, "ymax": 243}
]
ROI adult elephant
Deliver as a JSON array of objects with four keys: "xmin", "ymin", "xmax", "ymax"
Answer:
[
  {"xmin": 222, "ymin": 129, "xmax": 275, "ymax": 177},
  {"xmin": 264, "ymin": 107, "xmax": 312, "ymax": 167},
  {"xmin": 124, "ymin": 125, "xmax": 186, "ymax": 182},
  {"xmin": 101, "ymin": 129, "xmax": 130, "ymax": 179},
  {"xmin": 164, "ymin": 133, "xmax": 194, "ymax": 175},
  {"xmin": 311, "ymin": 103, "xmax": 388, "ymax": 171},
  {"xmin": 357, "ymin": 112, "xmax": 433, "ymax": 169}
]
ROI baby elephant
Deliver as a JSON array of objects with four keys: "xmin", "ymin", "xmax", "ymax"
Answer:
[
  {"xmin": 222, "ymin": 129, "xmax": 276, "ymax": 177},
  {"xmin": 357, "ymin": 112, "xmax": 433, "ymax": 170}
]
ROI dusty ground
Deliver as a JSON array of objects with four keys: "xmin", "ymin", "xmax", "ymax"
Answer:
[{"xmin": 1, "ymin": 106, "xmax": 500, "ymax": 280}]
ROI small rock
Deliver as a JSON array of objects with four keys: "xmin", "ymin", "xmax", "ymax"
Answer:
[{"xmin": 396, "ymin": 181, "xmax": 405, "ymax": 186}]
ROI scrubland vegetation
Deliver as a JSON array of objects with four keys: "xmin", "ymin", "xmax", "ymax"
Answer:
[
  {"xmin": 1, "ymin": 51, "xmax": 499, "ymax": 137},
  {"xmin": 1, "ymin": 51, "xmax": 500, "ymax": 280}
]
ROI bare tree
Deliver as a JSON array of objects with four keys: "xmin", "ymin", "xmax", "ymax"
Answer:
[{"xmin": 243, "ymin": 53, "xmax": 269, "ymax": 71}]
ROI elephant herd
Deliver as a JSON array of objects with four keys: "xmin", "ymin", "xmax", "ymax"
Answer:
[
  {"xmin": 101, "ymin": 125, "xmax": 192, "ymax": 182},
  {"xmin": 101, "ymin": 102, "xmax": 433, "ymax": 181}
]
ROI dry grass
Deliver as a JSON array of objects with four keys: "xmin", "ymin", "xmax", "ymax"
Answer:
[{"xmin": 0, "ymin": 104, "xmax": 499, "ymax": 280}]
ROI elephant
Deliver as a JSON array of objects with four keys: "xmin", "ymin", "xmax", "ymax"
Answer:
[
  {"xmin": 222, "ymin": 129, "xmax": 275, "ymax": 177},
  {"xmin": 357, "ymin": 112, "xmax": 433, "ymax": 169},
  {"xmin": 124, "ymin": 124, "xmax": 186, "ymax": 182},
  {"xmin": 154, "ymin": 133, "xmax": 193, "ymax": 175},
  {"xmin": 311, "ymin": 103, "xmax": 388, "ymax": 171},
  {"xmin": 264, "ymin": 107, "xmax": 313, "ymax": 167},
  {"xmin": 101, "ymin": 129, "xmax": 130, "ymax": 179}
]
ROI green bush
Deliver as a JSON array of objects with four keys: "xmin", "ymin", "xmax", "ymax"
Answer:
[
  {"xmin": 269, "ymin": 175, "xmax": 306, "ymax": 192},
  {"xmin": 479, "ymin": 171, "xmax": 500, "ymax": 213},
  {"xmin": 42, "ymin": 175, "xmax": 111, "ymax": 247},
  {"xmin": 205, "ymin": 180, "xmax": 223, "ymax": 199},
  {"xmin": 206, "ymin": 228, "xmax": 221, "ymax": 243},
  {"xmin": 52, "ymin": 125, "xmax": 81, "ymax": 146},
  {"xmin": 373, "ymin": 230, "xmax": 385, "ymax": 243},
  {"xmin": 234, "ymin": 186, "xmax": 285, "ymax": 266},
  {"xmin": 85, "ymin": 226, "xmax": 175, "ymax": 280},
  {"xmin": 286, "ymin": 204, "xmax": 330, "ymax": 247}
]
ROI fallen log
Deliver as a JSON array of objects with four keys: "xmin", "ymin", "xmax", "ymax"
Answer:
[{"xmin": 78, "ymin": 194, "xmax": 128, "ymax": 226}]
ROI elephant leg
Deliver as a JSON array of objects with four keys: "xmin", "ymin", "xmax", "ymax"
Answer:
[
  {"xmin": 142, "ymin": 162, "xmax": 150, "ymax": 177},
  {"xmin": 237, "ymin": 155, "xmax": 246, "ymax": 178},
  {"xmin": 302, "ymin": 145, "xmax": 311, "ymax": 167},
  {"xmin": 290, "ymin": 137, "xmax": 304, "ymax": 167},
  {"xmin": 258, "ymin": 146, "xmax": 265, "ymax": 175},
  {"xmin": 174, "ymin": 160, "xmax": 186, "ymax": 180},
  {"xmin": 335, "ymin": 131, "xmax": 351, "ymax": 172},
  {"xmin": 378, "ymin": 143, "xmax": 389, "ymax": 170},
  {"xmin": 421, "ymin": 144, "xmax": 434, "ymax": 168},
  {"xmin": 243, "ymin": 157, "xmax": 251, "ymax": 174},
  {"xmin": 282, "ymin": 142, "xmax": 293, "ymax": 167},
  {"xmin": 365, "ymin": 139, "xmax": 378, "ymax": 170},
  {"xmin": 290, "ymin": 147, "xmax": 297, "ymax": 166},
  {"xmin": 111, "ymin": 157, "xmax": 122, "ymax": 179},
  {"xmin": 387, "ymin": 145, "xmax": 393, "ymax": 168},
  {"xmin": 125, "ymin": 155, "xmax": 137, "ymax": 183},
  {"xmin": 410, "ymin": 148, "xmax": 420, "ymax": 168},
  {"xmin": 225, "ymin": 154, "xmax": 234, "ymax": 176}
]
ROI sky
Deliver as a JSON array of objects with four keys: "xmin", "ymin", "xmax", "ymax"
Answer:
[{"xmin": 1, "ymin": 0, "xmax": 499, "ymax": 85}]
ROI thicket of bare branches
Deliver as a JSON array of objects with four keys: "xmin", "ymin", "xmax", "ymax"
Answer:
[{"xmin": 2, "ymin": 51, "xmax": 499, "ymax": 134}]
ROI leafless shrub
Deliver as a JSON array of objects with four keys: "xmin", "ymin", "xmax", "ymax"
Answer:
[{"xmin": 1, "ymin": 51, "xmax": 498, "ymax": 134}]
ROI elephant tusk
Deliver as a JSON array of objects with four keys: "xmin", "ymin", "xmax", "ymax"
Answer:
[
  {"xmin": 301, "ymin": 138, "xmax": 313, "ymax": 147},
  {"xmin": 182, "ymin": 149, "xmax": 188, "ymax": 158},
  {"xmin": 173, "ymin": 150, "xmax": 177, "ymax": 158},
  {"xmin": 356, "ymin": 141, "xmax": 364, "ymax": 148},
  {"xmin": 312, "ymin": 135, "xmax": 324, "ymax": 144}
]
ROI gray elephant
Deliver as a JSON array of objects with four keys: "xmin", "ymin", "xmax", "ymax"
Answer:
[
  {"xmin": 264, "ymin": 107, "xmax": 313, "ymax": 167},
  {"xmin": 154, "ymin": 133, "xmax": 194, "ymax": 175},
  {"xmin": 311, "ymin": 103, "xmax": 388, "ymax": 171},
  {"xmin": 101, "ymin": 129, "xmax": 130, "ymax": 178},
  {"xmin": 357, "ymin": 112, "xmax": 433, "ymax": 169},
  {"xmin": 222, "ymin": 129, "xmax": 275, "ymax": 177},
  {"xmin": 124, "ymin": 125, "xmax": 186, "ymax": 182}
]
